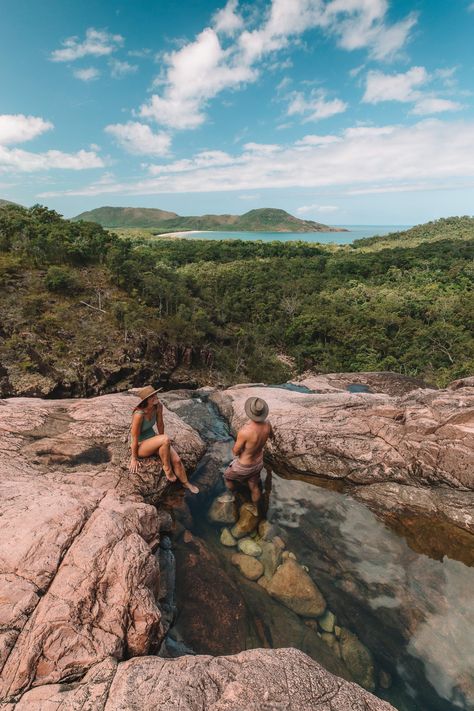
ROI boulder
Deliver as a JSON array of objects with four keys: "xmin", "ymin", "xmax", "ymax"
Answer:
[
  {"xmin": 266, "ymin": 559, "xmax": 326, "ymax": 618},
  {"xmin": 237, "ymin": 538, "xmax": 262, "ymax": 557},
  {"xmin": 231, "ymin": 553, "xmax": 264, "ymax": 581},
  {"xmin": 259, "ymin": 539, "xmax": 283, "ymax": 578},
  {"xmin": 0, "ymin": 393, "xmax": 204, "ymax": 701},
  {"xmin": 220, "ymin": 528, "xmax": 237, "ymax": 547},
  {"xmin": 231, "ymin": 502, "xmax": 259, "ymax": 539},
  {"xmin": 319, "ymin": 610, "xmax": 336, "ymax": 633},
  {"xmin": 10, "ymin": 649, "xmax": 397, "ymax": 710},
  {"xmin": 339, "ymin": 628, "xmax": 376, "ymax": 691},
  {"xmin": 207, "ymin": 493, "xmax": 237, "ymax": 525}
]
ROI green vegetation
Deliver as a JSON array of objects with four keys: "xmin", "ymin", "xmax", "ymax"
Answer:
[
  {"xmin": 1, "ymin": 202, "xmax": 473, "ymax": 395},
  {"xmin": 72, "ymin": 206, "xmax": 343, "ymax": 233}
]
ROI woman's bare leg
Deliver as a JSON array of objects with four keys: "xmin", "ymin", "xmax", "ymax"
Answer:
[
  {"xmin": 138, "ymin": 435, "xmax": 176, "ymax": 481},
  {"xmin": 170, "ymin": 446, "xmax": 199, "ymax": 494}
]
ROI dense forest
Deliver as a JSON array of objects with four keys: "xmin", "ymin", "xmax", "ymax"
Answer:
[{"xmin": 0, "ymin": 203, "xmax": 473, "ymax": 396}]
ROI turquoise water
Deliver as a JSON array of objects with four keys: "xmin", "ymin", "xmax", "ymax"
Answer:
[{"xmin": 172, "ymin": 225, "xmax": 411, "ymax": 244}]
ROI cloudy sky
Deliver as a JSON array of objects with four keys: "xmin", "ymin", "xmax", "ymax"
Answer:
[{"xmin": 1, "ymin": 0, "xmax": 473, "ymax": 223}]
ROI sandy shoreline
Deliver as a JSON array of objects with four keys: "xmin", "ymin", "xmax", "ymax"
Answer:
[{"xmin": 155, "ymin": 230, "xmax": 213, "ymax": 238}]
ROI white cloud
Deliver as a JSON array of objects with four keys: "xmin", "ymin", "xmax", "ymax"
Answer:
[
  {"xmin": 51, "ymin": 28, "xmax": 123, "ymax": 62},
  {"xmin": 139, "ymin": 0, "xmax": 416, "ymax": 131},
  {"xmin": 0, "ymin": 114, "xmax": 53, "ymax": 145},
  {"xmin": 297, "ymin": 204, "xmax": 339, "ymax": 214},
  {"xmin": 147, "ymin": 150, "xmax": 236, "ymax": 175},
  {"xmin": 140, "ymin": 27, "xmax": 256, "ymax": 129},
  {"xmin": 243, "ymin": 142, "xmax": 280, "ymax": 153},
  {"xmin": 288, "ymin": 90, "xmax": 348, "ymax": 121},
  {"xmin": 468, "ymin": 2, "xmax": 474, "ymax": 11},
  {"xmin": 363, "ymin": 66, "xmax": 464, "ymax": 116},
  {"xmin": 109, "ymin": 59, "xmax": 138, "ymax": 78},
  {"xmin": 41, "ymin": 119, "xmax": 474, "ymax": 198},
  {"xmin": 411, "ymin": 98, "xmax": 463, "ymax": 115},
  {"xmin": 363, "ymin": 66, "xmax": 428, "ymax": 103},
  {"xmin": 0, "ymin": 147, "xmax": 104, "ymax": 173},
  {"xmin": 105, "ymin": 122, "xmax": 171, "ymax": 156},
  {"xmin": 213, "ymin": 0, "xmax": 244, "ymax": 35},
  {"xmin": 73, "ymin": 67, "xmax": 100, "ymax": 82},
  {"xmin": 295, "ymin": 134, "xmax": 341, "ymax": 145}
]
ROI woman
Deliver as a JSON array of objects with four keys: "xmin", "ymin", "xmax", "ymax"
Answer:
[{"xmin": 129, "ymin": 385, "xmax": 199, "ymax": 494}]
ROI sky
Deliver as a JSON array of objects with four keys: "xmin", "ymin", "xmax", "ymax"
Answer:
[{"xmin": 1, "ymin": 0, "xmax": 473, "ymax": 224}]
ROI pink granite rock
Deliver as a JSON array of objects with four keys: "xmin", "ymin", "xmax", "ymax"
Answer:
[
  {"xmin": 0, "ymin": 393, "xmax": 205, "ymax": 701},
  {"xmin": 11, "ymin": 649, "xmax": 396, "ymax": 710}
]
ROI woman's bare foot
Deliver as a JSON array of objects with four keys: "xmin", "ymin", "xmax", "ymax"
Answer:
[
  {"xmin": 184, "ymin": 481, "xmax": 199, "ymax": 494},
  {"xmin": 163, "ymin": 466, "xmax": 177, "ymax": 482}
]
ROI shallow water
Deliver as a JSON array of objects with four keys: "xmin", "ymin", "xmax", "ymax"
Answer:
[
  {"xmin": 170, "ymin": 393, "xmax": 474, "ymax": 711},
  {"xmin": 164, "ymin": 225, "xmax": 411, "ymax": 244}
]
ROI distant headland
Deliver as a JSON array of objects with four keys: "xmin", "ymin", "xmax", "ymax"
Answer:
[{"xmin": 71, "ymin": 206, "xmax": 348, "ymax": 233}]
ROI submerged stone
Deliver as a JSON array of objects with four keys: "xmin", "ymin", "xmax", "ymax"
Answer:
[
  {"xmin": 339, "ymin": 628, "xmax": 375, "ymax": 691},
  {"xmin": 259, "ymin": 539, "xmax": 283, "ymax": 579},
  {"xmin": 238, "ymin": 538, "xmax": 262, "ymax": 557},
  {"xmin": 319, "ymin": 610, "xmax": 336, "ymax": 633},
  {"xmin": 220, "ymin": 527, "xmax": 237, "ymax": 547},
  {"xmin": 321, "ymin": 632, "xmax": 341, "ymax": 658},
  {"xmin": 231, "ymin": 502, "xmax": 259, "ymax": 539},
  {"xmin": 266, "ymin": 559, "xmax": 326, "ymax": 618},
  {"xmin": 207, "ymin": 493, "xmax": 238, "ymax": 525},
  {"xmin": 231, "ymin": 553, "xmax": 264, "ymax": 581}
]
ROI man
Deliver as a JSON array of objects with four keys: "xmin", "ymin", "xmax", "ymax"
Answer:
[{"xmin": 224, "ymin": 396, "xmax": 272, "ymax": 504}]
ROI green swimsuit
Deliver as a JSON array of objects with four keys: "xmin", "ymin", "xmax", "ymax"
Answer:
[{"xmin": 137, "ymin": 409, "xmax": 157, "ymax": 442}]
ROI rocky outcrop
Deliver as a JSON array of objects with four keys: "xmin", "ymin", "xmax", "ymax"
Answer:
[
  {"xmin": 8, "ymin": 648, "xmax": 396, "ymax": 710},
  {"xmin": 0, "ymin": 393, "xmax": 204, "ymax": 702},
  {"xmin": 211, "ymin": 374, "xmax": 474, "ymax": 537}
]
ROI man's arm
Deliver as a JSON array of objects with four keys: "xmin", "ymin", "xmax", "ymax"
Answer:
[
  {"xmin": 156, "ymin": 403, "xmax": 165, "ymax": 435},
  {"xmin": 232, "ymin": 428, "xmax": 247, "ymax": 457}
]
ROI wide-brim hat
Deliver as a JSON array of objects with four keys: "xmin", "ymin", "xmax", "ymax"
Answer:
[
  {"xmin": 244, "ymin": 396, "xmax": 269, "ymax": 422},
  {"xmin": 135, "ymin": 385, "xmax": 162, "ymax": 407}
]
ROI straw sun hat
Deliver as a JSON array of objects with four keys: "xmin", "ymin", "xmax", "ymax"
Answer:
[
  {"xmin": 135, "ymin": 385, "xmax": 163, "ymax": 408},
  {"xmin": 244, "ymin": 396, "xmax": 269, "ymax": 422}
]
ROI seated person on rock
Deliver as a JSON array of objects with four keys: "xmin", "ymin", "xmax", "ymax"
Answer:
[
  {"xmin": 129, "ymin": 385, "xmax": 199, "ymax": 494},
  {"xmin": 224, "ymin": 396, "xmax": 272, "ymax": 504}
]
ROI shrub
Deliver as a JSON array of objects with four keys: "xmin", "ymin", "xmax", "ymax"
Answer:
[{"xmin": 44, "ymin": 266, "xmax": 79, "ymax": 293}]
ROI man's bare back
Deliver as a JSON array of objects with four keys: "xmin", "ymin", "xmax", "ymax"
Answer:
[{"xmin": 233, "ymin": 420, "xmax": 272, "ymax": 465}]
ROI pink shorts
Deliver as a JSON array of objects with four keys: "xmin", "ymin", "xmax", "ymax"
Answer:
[{"xmin": 224, "ymin": 458, "xmax": 263, "ymax": 485}]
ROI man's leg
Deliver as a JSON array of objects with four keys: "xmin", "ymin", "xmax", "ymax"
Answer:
[{"xmin": 248, "ymin": 476, "xmax": 261, "ymax": 504}]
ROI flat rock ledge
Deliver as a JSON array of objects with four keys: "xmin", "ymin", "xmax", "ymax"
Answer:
[
  {"xmin": 6, "ymin": 649, "xmax": 396, "ymax": 711},
  {"xmin": 0, "ymin": 393, "xmax": 205, "ymax": 701},
  {"xmin": 211, "ymin": 373, "xmax": 474, "ymax": 539}
]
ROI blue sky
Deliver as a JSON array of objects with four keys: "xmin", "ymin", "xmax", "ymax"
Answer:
[{"xmin": 1, "ymin": 0, "xmax": 473, "ymax": 223}]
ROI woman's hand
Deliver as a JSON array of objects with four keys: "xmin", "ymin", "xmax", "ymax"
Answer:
[{"xmin": 129, "ymin": 456, "xmax": 141, "ymax": 474}]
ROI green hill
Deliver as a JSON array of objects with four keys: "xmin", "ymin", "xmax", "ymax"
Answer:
[
  {"xmin": 72, "ymin": 206, "xmax": 346, "ymax": 233},
  {"xmin": 353, "ymin": 216, "xmax": 474, "ymax": 251},
  {"xmin": 0, "ymin": 199, "xmax": 20, "ymax": 208},
  {"xmin": 72, "ymin": 206, "xmax": 179, "ymax": 228}
]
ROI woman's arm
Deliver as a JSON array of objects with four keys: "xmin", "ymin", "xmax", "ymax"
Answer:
[{"xmin": 129, "ymin": 412, "xmax": 143, "ymax": 472}]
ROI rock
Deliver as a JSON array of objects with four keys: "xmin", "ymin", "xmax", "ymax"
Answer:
[
  {"xmin": 0, "ymin": 393, "xmax": 204, "ymax": 700},
  {"xmin": 339, "ymin": 628, "xmax": 376, "ymax": 691},
  {"xmin": 379, "ymin": 669, "xmax": 392, "ymax": 689},
  {"xmin": 214, "ymin": 378, "xmax": 474, "ymax": 492},
  {"xmin": 231, "ymin": 553, "xmax": 264, "ymax": 581},
  {"xmin": 319, "ymin": 610, "xmax": 336, "ymax": 633},
  {"xmin": 207, "ymin": 493, "xmax": 237, "ymax": 525},
  {"xmin": 11, "ymin": 649, "xmax": 397, "ymax": 710},
  {"xmin": 272, "ymin": 535, "xmax": 286, "ymax": 550},
  {"xmin": 174, "ymin": 535, "xmax": 247, "ymax": 655},
  {"xmin": 335, "ymin": 625, "xmax": 342, "ymax": 639},
  {"xmin": 257, "ymin": 576, "xmax": 270, "ymax": 590},
  {"xmin": 220, "ymin": 527, "xmax": 237, "ymax": 547},
  {"xmin": 266, "ymin": 559, "xmax": 326, "ymax": 618},
  {"xmin": 321, "ymin": 632, "xmax": 341, "ymax": 657},
  {"xmin": 231, "ymin": 502, "xmax": 259, "ymax": 539},
  {"xmin": 237, "ymin": 538, "xmax": 262, "ymax": 557},
  {"xmin": 259, "ymin": 539, "xmax": 283, "ymax": 578},
  {"xmin": 258, "ymin": 519, "xmax": 279, "ymax": 540}
]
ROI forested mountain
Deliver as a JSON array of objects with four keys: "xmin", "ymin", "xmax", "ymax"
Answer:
[
  {"xmin": 1, "ymin": 203, "xmax": 473, "ymax": 397},
  {"xmin": 72, "ymin": 206, "xmax": 344, "ymax": 233}
]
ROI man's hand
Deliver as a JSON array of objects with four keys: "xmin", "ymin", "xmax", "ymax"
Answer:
[{"xmin": 129, "ymin": 456, "xmax": 141, "ymax": 474}]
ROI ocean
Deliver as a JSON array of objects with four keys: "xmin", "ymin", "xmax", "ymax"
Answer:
[{"xmin": 163, "ymin": 225, "xmax": 412, "ymax": 244}]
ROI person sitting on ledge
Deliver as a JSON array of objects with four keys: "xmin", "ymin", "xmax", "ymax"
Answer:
[
  {"xmin": 129, "ymin": 385, "xmax": 199, "ymax": 494},
  {"xmin": 224, "ymin": 396, "xmax": 272, "ymax": 504}
]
